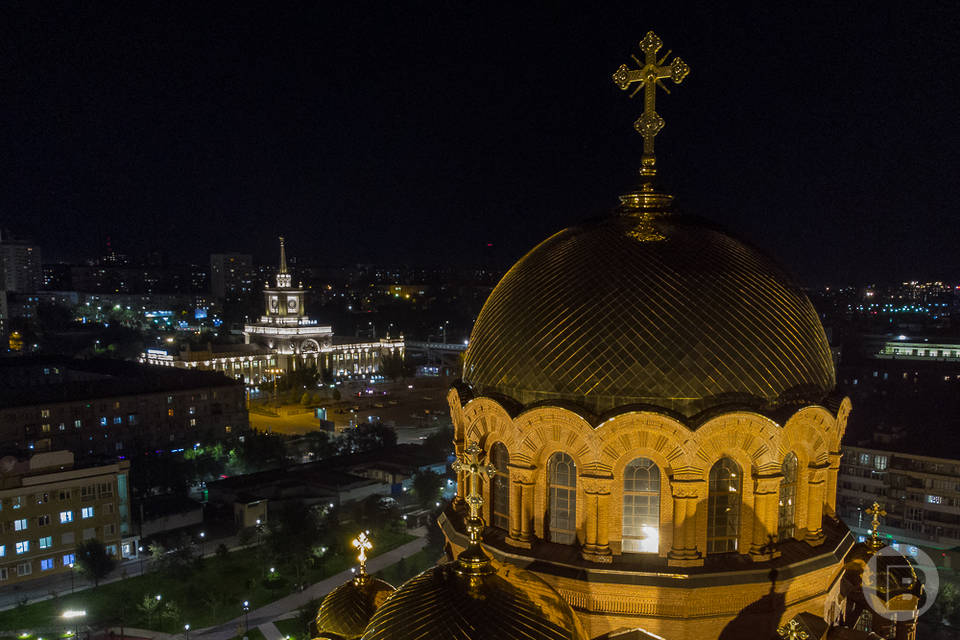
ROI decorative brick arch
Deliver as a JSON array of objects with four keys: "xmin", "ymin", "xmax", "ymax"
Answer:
[
  {"xmin": 512, "ymin": 405, "xmax": 598, "ymax": 470},
  {"xmin": 462, "ymin": 396, "xmax": 516, "ymax": 451},
  {"xmin": 832, "ymin": 397, "xmax": 853, "ymax": 451},
  {"xmin": 782, "ymin": 407, "xmax": 833, "ymax": 467},
  {"xmin": 446, "ymin": 387, "xmax": 466, "ymax": 439},
  {"xmin": 692, "ymin": 412, "xmax": 783, "ymax": 476},
  {"xmin": 594, "ymin": 411, "xmax": 691, "ymax": 475}
]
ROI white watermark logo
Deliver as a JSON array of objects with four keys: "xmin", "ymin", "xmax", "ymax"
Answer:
[{"xmin": 862, "ymin": 545, "xmax": 940, "ymax": 622}]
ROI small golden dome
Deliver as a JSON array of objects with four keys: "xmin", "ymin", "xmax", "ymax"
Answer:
[
  {"xmin": 315, "ymin": 574, "xmax": 396, "ymax": 640},
  {"xmin": 315, "ymin": 532, "xmax": 395, "ymax": 640},
  {"xmin": 359, "ymin": 561, "xmax": 587, "ymax": 640}
]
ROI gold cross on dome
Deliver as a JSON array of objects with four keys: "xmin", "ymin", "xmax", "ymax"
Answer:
[
  {"xmin": 865, "ymin": 501, "xmax": 886, "ymax": 548},
  {"xmin": 451, "ymin": 442, "xmax": 496, "ymax": 543},
  {"xmin": 776, "ymin": 618, "xmax": 809, "ymax": 640},
  {"xmin": 352, "ymin": 531, "xmax": 373, "ymax": 571},
  {"xmin": 613, "ymin": 31, "xmax": 690, "ymax": 177}
]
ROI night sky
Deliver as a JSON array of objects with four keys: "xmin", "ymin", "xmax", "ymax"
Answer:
[{"xmin": 3, "ymin": 3, "xmax": 960, "ymax": 284}]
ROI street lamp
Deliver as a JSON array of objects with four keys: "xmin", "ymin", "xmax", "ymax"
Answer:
[
  {"xmin": 68, "ymin": 562, "xmax": 75, "ymax": 594},
  {"xmin": 138, "ymin": 545, "xmax": 145, "ymax": 576},
  {"xmin": 198, "ymin": 531, "xmax": 206, "ymax": 558},
  {"xmin": 184, "ymin": 623, "xmax": 190, "ymax": 640},
  {"xmin": 242, "ymin": 600, "xmax": 250, "ymax": 634},
  {"xmin": 265, "ymin": 367, "xmax": 283, "ymax": 407},
  {"xmin": 62, "ymin": 609, "xmax": 86, "ymax": 638}
]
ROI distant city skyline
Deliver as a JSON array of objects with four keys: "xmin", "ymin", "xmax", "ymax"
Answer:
[{"xmin": 5, "ymin": 4, "xmax": 960, "ymax": 284}]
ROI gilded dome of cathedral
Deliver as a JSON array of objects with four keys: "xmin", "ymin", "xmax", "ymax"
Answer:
[
  {"xmin": 462, "ymin": 213, "xmax": 836, "ymax": 418},
  {"xmin": 315, "ymin": 533, "xmax": 395, "ymax": 640}
]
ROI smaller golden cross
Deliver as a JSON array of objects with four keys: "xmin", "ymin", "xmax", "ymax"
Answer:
[
  {"xmin": 776, "ymin": 619, "xmax": 809, "ymax": 640},
  {"xmin": 352, "ymin": 531, "xmax": 373, "ymax": 573},
  {"xmin": 451, "ymin": 442, "xmax": 497, "ymax": 543},
  {"xmin": 613, "ymin": 31, "xmax": 690, "ymax": 177},
  {"xmin": 865, "ymin": 501, "xmax": 886, "ymax": 549}
]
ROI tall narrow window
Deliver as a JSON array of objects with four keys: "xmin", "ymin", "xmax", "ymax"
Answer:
[
  {"xmin": 622, "ymin": 457, "xmax": 660, "ymax": 553},
  {"xmin": 490, "ymin": 442, "xmax": 510, "ymax": 530},
  {"xmin": 778, "ymin": 452, "xmax": 798, "ymax": 542},
  {"xmin": 548, "ymin": 452, "xmax": 577, "ymax": 544},
  {"xmin": 707, "ymin": 457, "xmax": 741, "ymax": 553}
]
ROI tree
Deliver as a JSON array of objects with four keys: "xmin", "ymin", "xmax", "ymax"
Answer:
[
  {"xmin": 412, "ymin": 470, "xmax": 443, "ymax": 508},
  {"xmin": 75, "ymin": 539, "xmax": 117, "ymax": 587},
  {"xmin": 267, "ymin": 502, "xmax": 323, "ymax": 587}
]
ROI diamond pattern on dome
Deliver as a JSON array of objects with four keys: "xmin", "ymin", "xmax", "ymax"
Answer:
[{"xmin": 462, "ymin": 215, "xmax": 835, "ymax": 418}]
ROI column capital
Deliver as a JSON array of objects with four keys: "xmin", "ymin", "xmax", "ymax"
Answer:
[
  {"xmin": 670, "ymin": 478, "xmax": 705, "ymax": 499},
  {"xmin": 753, "ymin": 472, "xmax": 783, "ymax": 495},
  {"xmin": 507, "ymin": 463, "xmax": 537, "ymax": 484},
  {"xmin": 580, "ymin": 474, "xmax": 615, "ymax": 495},
  {"xmin": 828, "ymin": 451, "xmax": 843, "ymax": 468},
  {"xmin": 808, "ymin": 462, "xmax": 830, "ymax": 484}
]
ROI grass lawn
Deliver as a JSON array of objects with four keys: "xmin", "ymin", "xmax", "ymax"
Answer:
[
  {"xmin": 0, "ymin": 528, "xmax": 414, "ymax": 635},
  {"xmin": 273, "ymin": 618, "xmax": 306, "ymax": 640},
  {"xmin": 373, "ymin": 549, "xmax": 439, "ymax": 587}
]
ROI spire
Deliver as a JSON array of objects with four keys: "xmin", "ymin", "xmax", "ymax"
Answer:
[
  {"xmin": 450, "ymin": 442, "xmax": 497, "ymax": 584},
  {"xmin": 278, "ymin": 236, "xmax": 288, "ymax": 274},
  {"xmin": 275, "ymin": 236, "xmax": 292, "ymax": 288},
  {"xmin": 613, "ymin": 31, "xmax": 690, "ymax": 213}
]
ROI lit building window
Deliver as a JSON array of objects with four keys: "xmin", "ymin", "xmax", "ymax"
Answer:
[
  {"xmin": 548, "ymin": 452, "xmax": 577, "ymax": 545},
  {"xmin": 778, "ymin": 453, "xmax": 798, "ymax": 542},
  {"xmin": 15, "ymin": 541, "xmax": 29, "ymax": 554},
  {"xmin": 41, "ymin": 558, "xmax": 54, "ymax": 571},
  {"xmin": 60, "ymin": 510, "xmax": 73, "ymax": 523},
  {"xmin": 39, "ymin": 536, "xmax": 52, "ymax": 549},
  {"xmin": 82, "ymin": 506, "xmax": 95, "ymax": 519},
  {"xmin": 490, "ymin": 442, "xmax": 510, "ymax": 530},
  {"xmin": 707, "ymin": 457, "xmax": 741, "ymax": 554},
  {"xmin": 63, "ymin": 553, "xmax": 75, "ymax": 565},
  {"xmin": 14, "ymin": 518, "xmax": 27, "ymax": 531},
  {"xmin": 622, "ymin": 457, "xmax": 660, "ymax": 553},
  {"xmin": 874, "ymin": 455, "xmax": 888, "ymax": 471}
]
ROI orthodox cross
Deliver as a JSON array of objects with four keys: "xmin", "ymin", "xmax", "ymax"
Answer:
[
  {"xmin": 612, "ymin": 31, "xmax": 690, "ymax": 177},
  {"xmin": 352, "ymin": 531, "xmax": 373, "ymax": 575},
  {"xmin": 865, "ymin": 501, "xmax": 886, "ymax": 549},
  {"xmin": 776, "ymin": 619, "xmax": 809, "ymax": 640},
  {"xmin": 451, "ymin": 442, "xmax": 497, "ymax": 544}
]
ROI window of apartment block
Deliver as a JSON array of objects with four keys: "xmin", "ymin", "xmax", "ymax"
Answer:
[
  {"xmin": 0, "ymin": 545, "xmax": 5, "ymax": 557},
  {"xmin": 39, "ymin": 536, "xmax": 52, "ymax": 549},
  {"xmin": 128, "ymin": 414, "xmax": 137, "ymax": 424},
  {"xmin": 62, "ymin": 553, "xmax": 75, "ymax": 565},
  {"xmin": 99, "ymin": 482, "xmax": 113, "ymax": 498},
  {"xmin": 83, "ymin": 528, "xmax": 95, "ymax": 540},
  {"xmin": 36, "ymin": 492, "xmax": 49, "ymax": 504},
  {"xmin": 41, "ymin": 409, "xmax": 50, "ymax": 418},
  {"xmin": 41, "ymin": 558, "xmax": 54, "ymax": 571},
  {"xmin": 81, "ymin": 506, "xmax": 94, "ymax": 519},
  {"xmin": 105, "ymin": 524, "xmax": 116, "ymax": 536},
  {"xmin": 41, "ymin": 423, "xmax": 50, "ymax": 432},
  {"xmin": 14, "ymin": 518, "xmax": 27, "ymax": 531},
  {"xmin": 104, "ymin": 503, "xmax": 115, "ymax": 514},
  {"xmin": 99, "ymin": 417, "xmax": 108, "ymax": 427},
  {"xmin": 859, "ymin": 453, "xmax": 871, "ymax": 466},
  {"xmin": 113, "ymin": 416, "xmax": 122, "ymax": 425},
  {"xmin": 81, "ymin": 485, "xmax": 96, "ymax": 500},
  {"xmin": 60, "ymin": 510, "xmax": 73, "ymax": 523},
  {"xmin": 874, "ymin": 456, "xmax": 888, "ymax": 471},
  {"xmin": 37, "ymin": 515, "xmax": 50, "ymax": 527},
  {"xmin": 74, "ymin": 419, "xmax": 82, "ymax": 428},
  {"xmin": 106, "ymin": 544, "xmax": 117, "ymax": 556},
  {"xmin": 15, "ymin": 540, "xmax": 29, "ymax": 554},
  {"xmin": 62, "ymin": 532, "xmax": 75, "ymax": 544},
  {"xmin": 12, "ymin": 496, "xmax": 22, "ymax": 509},
  {"xmin": 17, "ymin": 562, "xmax": 31, "ymax": 576},
  {"xmin": 927, "ymin": 495, "xmax": 943, "ymax": 505},
  {"xmin": 59, "ymin": 489, "xmax": 71, "ymax": 500},
  {"xmin": 0, "ymin": 568, "xmax": 7, "ymax": 580},
  {"xmin": 58, "ymin": 423, "xmax": 66, "ymax": 431}
]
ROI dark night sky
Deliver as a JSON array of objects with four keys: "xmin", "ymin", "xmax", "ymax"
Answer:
[{"xmin": 3, "ymin": 2, "xmax": 960, "ymax": 284}]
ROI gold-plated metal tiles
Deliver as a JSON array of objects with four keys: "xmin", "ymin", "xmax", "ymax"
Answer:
[{"xmin": 462, "ymin": 215, "xmax": 836, "ymax": 419}]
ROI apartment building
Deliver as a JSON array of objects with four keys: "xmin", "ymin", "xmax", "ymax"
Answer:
[
  {"xmin": 0, "ymin": 356, "xmax": 248, "ymax": 457},
  {"xmin": 837, "ymin": 444, "xmax": 960, "ymax": 551},
  {"xmin": 0, "ymin": 450, "xmax": 133, "ymax": 586}
]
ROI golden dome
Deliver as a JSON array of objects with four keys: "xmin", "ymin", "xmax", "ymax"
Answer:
[
  {"xmin": 315, "ymin": 574, "xmax": 396, "ymax": 640},
  {"xmin": 360, "ymin": 560, "xmax": 587, "ymax": 640},
  {"xmin": 463, "ymin": 213, "xmax": 835, "ymax": 418}
]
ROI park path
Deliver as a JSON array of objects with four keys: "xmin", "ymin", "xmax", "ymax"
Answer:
[{"xmin": 195, "ymin": 535, "xmax": 428, "ymax": 640}]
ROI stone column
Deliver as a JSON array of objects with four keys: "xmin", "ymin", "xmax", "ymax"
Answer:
[
  {"xmin": 825, "ymin": 451, "xmax": 842, "ymax": 516},
  {"xmin": 506, "ymin": 465, "xmax": 535, "ymax": 549},
  {"xmin": 580, "ymin": 475, "xmax": 614, "ymax": 563},
  {"xmin": 806, "ymin": 463, "xmax": 829, "ymax": 546},
  {"xmin": 749, "ymin": 473, "xmax": 783, "ymax": 561},
  {"xmin": 667, "ymin": 478, "xmax": 704, "ymax": 567}
]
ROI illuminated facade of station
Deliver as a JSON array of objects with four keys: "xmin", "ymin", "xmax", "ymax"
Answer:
[{"xmin": 141, "ymin": 238, "xmax": 403, "ymax": 382}]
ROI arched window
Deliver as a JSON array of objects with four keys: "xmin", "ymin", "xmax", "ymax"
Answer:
[
  {"xmin": 548, "ymin": 452, "xmax": 577, "ymax": 544},
  {"xmin": 778, "ymin": 452, "xmax": 798, "ymax": 541},
  {"xmin": 490, "ymin": 442, "xmax": 510, "ymax": 530},
  {"xmin": 622, "ymin": 458, "xmax": 660, "ymax": 553},
  {"xmin": 707, "ymin": 457, "xmax": 741, "ymax": 553}
]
